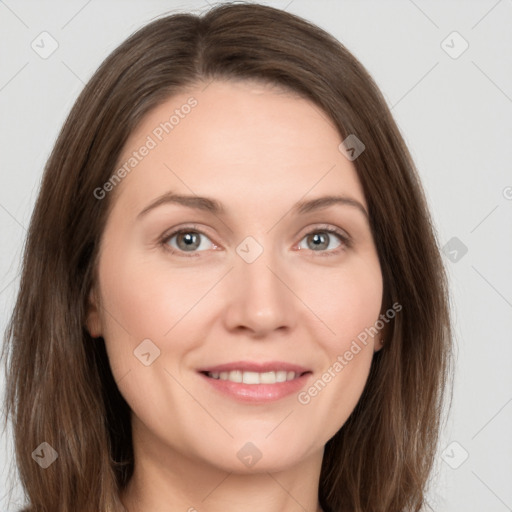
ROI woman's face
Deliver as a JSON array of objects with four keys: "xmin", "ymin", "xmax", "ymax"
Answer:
[{"xmin": 87, "ymin": 79, "xmax": 383, "ymax": 473}]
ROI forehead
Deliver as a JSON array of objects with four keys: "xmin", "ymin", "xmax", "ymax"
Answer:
[{"xmin": 111, "ymin": 79, "xmax": 367, "ymax": 214}]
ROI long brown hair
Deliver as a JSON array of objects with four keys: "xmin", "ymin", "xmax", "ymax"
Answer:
[{"xmin": 1, "ymin": 3, "xmax": 452, "ymax": 511}]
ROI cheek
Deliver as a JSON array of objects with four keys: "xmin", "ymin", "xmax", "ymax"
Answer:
[
  {"xmin": 297, "ymin": 254, "xmax": 383, "ymax": 346},
  {"xmin": 294, "ymin": 255, "xmax": 382, "ymax": 419},
  {"xmin": 98, "ymin": 247, "xmax": 216, "ymax": 342},
  {"xmin": 96, "ymin": 248, "xmax": 212, "ymax": 410},
  {"xmin": 295, "ymin": 277, "xmax": 381, "ymax": 441}
]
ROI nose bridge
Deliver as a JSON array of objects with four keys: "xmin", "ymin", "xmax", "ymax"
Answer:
[{"xmin": 223, "ymin": 236, "xmax": 296, "ymax": 334}]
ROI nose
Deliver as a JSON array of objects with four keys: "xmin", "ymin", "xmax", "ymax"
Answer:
[{"xmin": 222, "ymin": 247, "xmax": 297, "ymax": 338}]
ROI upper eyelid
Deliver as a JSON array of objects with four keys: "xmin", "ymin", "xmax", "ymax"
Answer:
[{"xmin": 161, "ymin": 224, "xmax": 350, "ymax": 250}]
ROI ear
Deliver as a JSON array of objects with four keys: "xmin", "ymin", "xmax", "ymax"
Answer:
[
  {"xmin": 85, "ymin": 287, "xmax": 102, "ymax": 338},
  {"xmin": 374, "ymin": 311, "xmax": 391, "ymax": 353}
]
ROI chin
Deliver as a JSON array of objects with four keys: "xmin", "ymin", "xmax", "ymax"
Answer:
[{"xmin": 195, "ymin": 437, "xmax": 316, "ymax": 474}]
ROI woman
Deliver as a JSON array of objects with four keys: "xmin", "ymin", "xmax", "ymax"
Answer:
[{"xmin": 2, "ymin": 3, "xmax": 452, "ymax": 511}]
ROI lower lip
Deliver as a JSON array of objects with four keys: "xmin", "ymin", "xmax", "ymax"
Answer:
[{"xmin": 199, "ymin": 372, "xmax": 312, "ymax": 403}]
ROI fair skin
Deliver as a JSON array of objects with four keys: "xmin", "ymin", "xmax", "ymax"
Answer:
[{"xmin": 87, "ymin": 79, "xmax": 383, "ymax": 512}]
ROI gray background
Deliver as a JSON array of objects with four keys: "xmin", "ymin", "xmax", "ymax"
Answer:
[{"xmin": 1, "ymin": 0, "xmax": 511, "ymax": 510}]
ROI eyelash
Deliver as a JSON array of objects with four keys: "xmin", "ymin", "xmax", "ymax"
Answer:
[{"xmin": 159, "ymin": 224, "xmax": 352, "ymax": 258}]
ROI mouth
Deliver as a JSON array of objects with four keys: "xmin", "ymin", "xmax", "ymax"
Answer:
[{"xmin": 197, "ymin": 361, "xmax": 313, "ymax": 402}]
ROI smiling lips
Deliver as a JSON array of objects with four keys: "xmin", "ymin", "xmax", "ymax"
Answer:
[{"xmin": 198, "ymin": 361, "xmax": 312, "ymax": 402}]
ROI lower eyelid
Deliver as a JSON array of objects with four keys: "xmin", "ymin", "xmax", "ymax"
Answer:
[{"xmin": 160, "ymin": 227, "xmax": 351, "ymax": 255}]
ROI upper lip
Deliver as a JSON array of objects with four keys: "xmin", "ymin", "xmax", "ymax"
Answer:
[{"xmin": 198, "ymin": 361, "xmax": 311, "ymax": 375}]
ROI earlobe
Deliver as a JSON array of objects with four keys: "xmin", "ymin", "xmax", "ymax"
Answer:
[
  {"xmin": 374, "ymin": 309, "xmax": 391, "ymax": 352},
  {"xmin": 376, "ymin": 319, "xmax": 392, "ymax": 351},
  {"xmin": 85, "ymin": 288, "xmax": 102, "ymax": 338},
  {"xmin": 374, "ymin": 336, "xmax": 385, "ymax": 352}
]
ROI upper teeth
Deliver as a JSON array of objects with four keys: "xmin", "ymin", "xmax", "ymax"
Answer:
[{"xmin": 207, "ymin": 370, "xmax": 298, "ymax": 384}]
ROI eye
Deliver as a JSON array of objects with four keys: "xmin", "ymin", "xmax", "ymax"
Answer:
[
  {"xmin": 162, "ymin": 228, "xmax": 215, "ymax": 255},
  {"xmin": 297, "ymin": 227, "xmax": 350, "ymax": 254},
  {"xmin": 160, "ymin": 224, "xmax": 351, "ymax": 257}
]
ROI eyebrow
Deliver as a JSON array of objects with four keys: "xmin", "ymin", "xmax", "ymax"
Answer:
[{"xmin": 137, "ymin": 191, "xmax": 369, "ymax": 220}]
